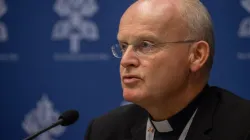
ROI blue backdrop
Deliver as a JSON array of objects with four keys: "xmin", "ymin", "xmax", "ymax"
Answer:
[{"xmin": 0, "ymin": 0, "xmax": 250, "ymax": 140}]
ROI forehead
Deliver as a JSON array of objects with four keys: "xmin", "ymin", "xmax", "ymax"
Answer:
[
  {"xmin": 117, "ymin": 0, "xmax": 185, "ymax": 42},
  {"xmin": 118, "ymin": 24, "xmax": 161, "ymax": 42}
]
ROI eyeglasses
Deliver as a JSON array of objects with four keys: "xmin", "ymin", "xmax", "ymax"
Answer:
[{"xmin": 111, "ymin": 39, "xmax": 196, "ymax": 58}]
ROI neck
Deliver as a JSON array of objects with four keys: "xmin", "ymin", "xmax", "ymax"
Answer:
[{"xmin": 145, "ymin": 83, "xmax": 206, "ymax": 121}]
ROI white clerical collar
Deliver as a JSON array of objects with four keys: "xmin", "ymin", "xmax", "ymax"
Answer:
[
  {"xmin": 150, "ymin": 119, "xmax": 173, "ymax": 133},
  {"xmin": 146, "ymin": 109, "xmax": 198, "ymax": 140}
]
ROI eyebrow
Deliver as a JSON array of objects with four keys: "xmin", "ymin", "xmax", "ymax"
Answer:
[{"xmin": 117, "ymin": 32, "xmax": 160, "ymax": 43}]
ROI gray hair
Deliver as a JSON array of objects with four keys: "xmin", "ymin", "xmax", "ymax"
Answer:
[{"xmin": 180, "ymin": 0, "xmax": 215, "ymax": 71}]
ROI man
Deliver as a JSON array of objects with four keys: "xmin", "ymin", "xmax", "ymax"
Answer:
[{"xmin": 84, "ymin": 0, "xmax": 250, "ymax": 140}]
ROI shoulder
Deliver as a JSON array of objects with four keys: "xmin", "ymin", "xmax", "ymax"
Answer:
[
  {"xmin": 209, "ymin": 86, "xmax": 250, "ymax": 137},
  {"xmin": 210, "ymin": 86, "xmax": 250, "ymax": 110},
  {"xmin": 84, "ymin": 104, "xmax": 147, "ymax": 139},
  {"xmin": 93, "ymin": 103, "xmax": 147, "ymax": 124}
]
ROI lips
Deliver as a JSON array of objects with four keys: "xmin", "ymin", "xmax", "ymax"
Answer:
[{"xmin": 122, "ymin": 75, "xmax": 141, "ymax": 85}]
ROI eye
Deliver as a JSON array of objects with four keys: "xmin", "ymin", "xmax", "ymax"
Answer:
[
  {"xmin": 141, "ymin": 41, "xmax": 153, "ymax": 48},
  {"xmin": 136, "ymin": 41, "xmax": 154, "ymax": 54},
  {"xmin": 119, "ymin": 43, "xmax": 128, "ymax": 52}
]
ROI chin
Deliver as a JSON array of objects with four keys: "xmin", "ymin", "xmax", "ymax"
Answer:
[{"xmin": 122, "ymin": 88, "xmax": 147, "ymax": 104}]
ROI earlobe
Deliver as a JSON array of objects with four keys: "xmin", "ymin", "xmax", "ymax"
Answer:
[{"xmin": 189, "ymin": 41, "xmax": 209, "ymax": 72}]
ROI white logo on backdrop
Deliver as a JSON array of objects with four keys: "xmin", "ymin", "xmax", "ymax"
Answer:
[
  {"xmin": 238, "ymin": 0, "xmax": 250, "ymax": 38},
  {"xmin": 0, "ymin": 0, "xmax": 19, "ymax": 62},
  {"xmin": 22, "ymin": 94, "xmax": 65, "ymax": 140},
  {"xmin": 237, "ymin": 0, "xmax": 250, "ymax": 60},
  {"xmin": 0, "ymin": 0, "xmax": 8, "ymax": 42},
  {"xmin": 51, "ymin": 0, "xmax": 110, "ymax": 61}
]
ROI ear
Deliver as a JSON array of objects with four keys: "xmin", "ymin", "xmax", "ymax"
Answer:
[{"xmin": 188, "ymin": 41, "xmax": 210, "ymax": 72}]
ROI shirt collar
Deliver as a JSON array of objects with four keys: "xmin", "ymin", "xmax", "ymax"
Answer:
[
  {"xmin": 148, "ymin": 84, "xmax": 209, "ymax": 134},
  {"xmin": 150, "ymin": 119, "xmax": 173, "ymax": 133}
]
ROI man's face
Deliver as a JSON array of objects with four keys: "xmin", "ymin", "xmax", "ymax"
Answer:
[{"xmin": 118, "ymin": 1, "xmax": 191, "ymax": 106}]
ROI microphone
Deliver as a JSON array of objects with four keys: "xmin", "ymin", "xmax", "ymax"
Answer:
[{"xmin": 23, "ymin": 109, "xmax": 79, "ymax": 140}]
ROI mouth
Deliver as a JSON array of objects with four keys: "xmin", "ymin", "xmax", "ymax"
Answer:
[{"xmin": 122, "ymin": 75, "xmax": 141, "ymax": 85}]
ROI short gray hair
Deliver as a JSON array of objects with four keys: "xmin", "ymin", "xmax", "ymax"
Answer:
[{"xmin": 180, "ymin": 0, "xmax": 215, "ymax": 71}]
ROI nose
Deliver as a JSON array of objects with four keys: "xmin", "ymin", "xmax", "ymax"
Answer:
[{"xmin": 120, "ymin": 46, "xmax": 140, "ymax": 68}]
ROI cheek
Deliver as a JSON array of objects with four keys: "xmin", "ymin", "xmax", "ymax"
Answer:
[
  {"xmin": 119, "ymin": 65, "xmax": 123, "ymax": 73},
  {"xmin": 140, "ymin": 56, "xmax": 170, "ymax": 87},
  {"xmin": 120, "ymin": 65, "xmax": 125, "ymax": 75},
  {"xmin": 163, "ymin": 49, "xmax": 189, "ymax": 71},
  {"xmin": 120, "ymin": 66, "xmax": 125, "ymax": 87},
  {"xmin": 144, "ymin": 51, "xmax": 189, "ymax": 90}
]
